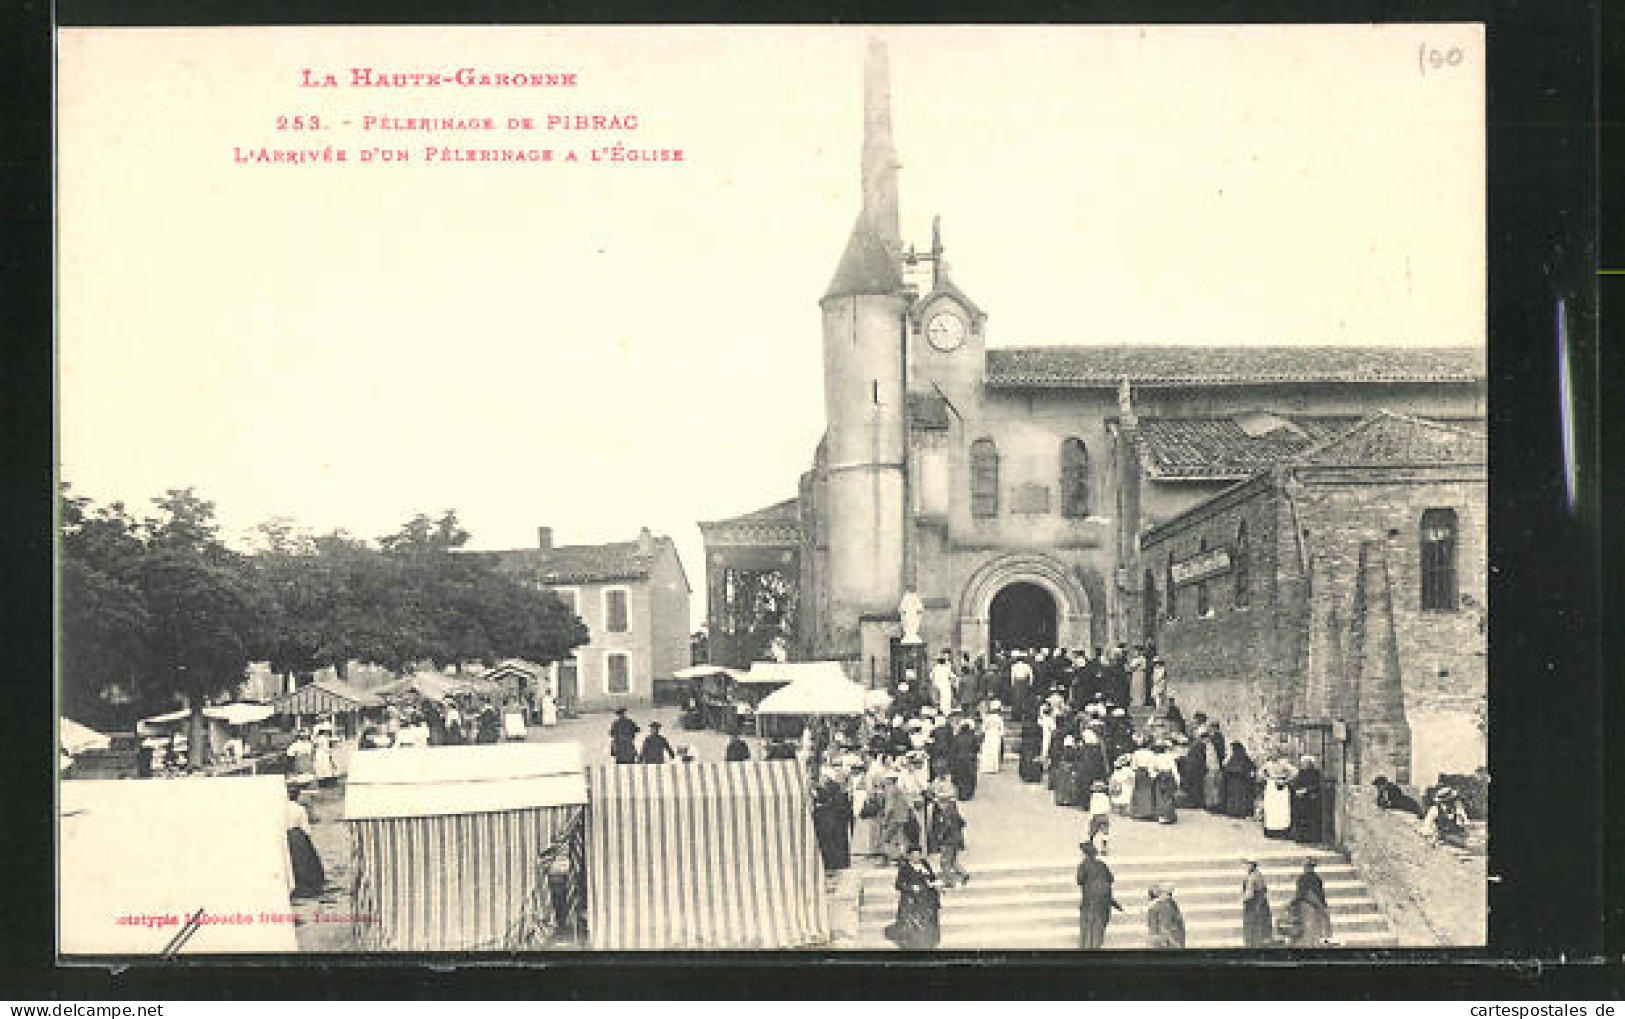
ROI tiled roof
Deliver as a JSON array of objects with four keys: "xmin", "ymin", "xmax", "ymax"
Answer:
[
  {"xmin": 1135, "ymin": 414, "xmax": 1483, "ymax": 480},
  {"xmin": 985, "ymin": 345, "xmax": 1484, "ymax": 388},
  {"xmin": 699, "ymin": 498, "xmax": 800, "ymax": 529},
  {"xmin": 483, "ymin": 541, "xmax": 655, "ymax": 584},
  {"xmin": 698, "ymin": 498, "xmax": 802, "ymax": 543}
]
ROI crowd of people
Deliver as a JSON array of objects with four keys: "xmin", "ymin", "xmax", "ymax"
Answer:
[{"xmin": 593, "ymin": 644, "xmax": 1489, "ymax": 950}]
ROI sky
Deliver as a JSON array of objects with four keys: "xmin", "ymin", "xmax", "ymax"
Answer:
[{"xmin": 56, "ymin": 24, "xmax": 1485, "ymax": 629}]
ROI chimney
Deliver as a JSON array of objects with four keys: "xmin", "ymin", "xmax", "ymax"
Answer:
[
  {"xmin": 537, "ymin": 527, "xmax": 553, "ymax": 550},
  {"xmin": 636, "ymin": 526, "xmax": 655, "ymax": 556}
]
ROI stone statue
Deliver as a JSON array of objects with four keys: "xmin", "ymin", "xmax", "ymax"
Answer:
[{"xmin": 899, "ymin": 590, "xmax": 924, "ymax": 646}]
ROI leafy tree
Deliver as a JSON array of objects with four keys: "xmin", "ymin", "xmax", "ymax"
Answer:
[
  {"xmin": 58, "ymin": 487, "xmax": 150, "ymax": 727},
  {"xmin": 137, "ymin": 489, "xmax": 269, "ymax": 764}
]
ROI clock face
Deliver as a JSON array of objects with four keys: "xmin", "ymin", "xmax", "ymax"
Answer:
[{"xmin": 926, "ymin": 312, "xmax": 967, "ymax": 352}]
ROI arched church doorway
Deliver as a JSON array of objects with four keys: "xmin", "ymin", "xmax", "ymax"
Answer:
[{"xmin": 989, "ymin": 582, "xmax": 1058, "ymax": 654}]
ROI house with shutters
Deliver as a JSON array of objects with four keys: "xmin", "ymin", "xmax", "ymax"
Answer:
[{"xmin": 481, "ymin": 527, "xmax": 690, "ymax": 713}]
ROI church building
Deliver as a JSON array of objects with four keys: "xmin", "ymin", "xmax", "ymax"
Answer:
[{"xmin": 700, "ymin": 39, "xmax": 1487, "ymax": 753}]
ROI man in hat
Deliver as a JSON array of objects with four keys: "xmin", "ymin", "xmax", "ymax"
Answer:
[
  {"xmin": 609, "ymin": 708, "xmax": 639, "ymax": 764},
  {"xmin": 639, "ymin": 721, "xmax": 675, "ymax": 764},
  {"xmin": 1145, "ymin": 883, "xmax": 1186, "ymax": 948},
  {"xmin": 1075, "ymin": 841, "xmax": 1122, "ymax": 949},
  {"xmin": 724, "ymin": 732, "xmax": 751, "ymax": 762}
]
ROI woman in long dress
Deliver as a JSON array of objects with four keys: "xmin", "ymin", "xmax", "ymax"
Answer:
[
  {"xmin": 1202, "ymin": 735, "xmax": 1225, "ymax": 812},
  {"xmin": 1221, "ymin": 741, "xmax": 1258, "ymax": 818},
  {"xmin": 978, "ymin": 704, "xmax": 1005, "ymax": 774},
  {"xmin": 1289, "ymin": 756, "xmax": 1325, "ymax": 845},
  {"xmin": 1261, "ymin": 755, "xmax": 1296, "ymax": 838},
  {"xmin": 1053, "ymin": 736, "xmax": 1084, "ymax": 807},
  {"xmin": 1109, "ymin": 756, "xmax": 1135, "ymax": 816},
  {"xmin": 884, "ymin": 848, "xmax": 942, "ymax": 950},
  {"xmin": 1241, "ymin": 859, "xmax": 1272, "ymax": 948},
  {"xmin": 811, "ymin": 769, "xmax": 854, "ymax": 872},
  {"xmin": 1129, "ymin": 743, "xmax": 1159, "ymax": 821},
  {"xmin": 1151, "ymin": 743, "xmax": 1180, "ymax": 824},
  {"xmin": 285, "ymin": 787, "xmax": 326, "ymax": 899},
  {"xmin": 1284, "ymin": 860, "xmax": 1334, "ymax": 946},
  {"xmin": 879, "ymin": 774, "xmax": 914, "ymax": 864}
]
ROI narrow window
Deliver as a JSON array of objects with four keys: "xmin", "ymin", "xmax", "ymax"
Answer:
[
  {"xmin": 1197, "ymin": 538, "xmax": 1211, "ymax": 616},
  {"xmin": 970, "ymin": 439, "xmax": 999, "ymax": 518},
  {"xmin": 1234, "ymin": 521, "xmax": 1250, "ymax": 607},
  {"xmin": 1166, "ymin": 554, "xmax": 1177, "ymax": 620},
  {"xmin": 605, "ymin": 588, "xmax": 629, "ymax": 632},
  {"xmin": 1420, "ymin": 508, "xmax": 1459, "ymax": 610},
  {"xmin": 1143, "ymin": 569, "xmax": 1158, "ymax": 642},
  {"xmin": 1060, "ymin": 438, "xmax": 1090, "ymax": 518},
  {"xmin": 606, "ymin": 653, "xmax": 631, "ymax": 694}
]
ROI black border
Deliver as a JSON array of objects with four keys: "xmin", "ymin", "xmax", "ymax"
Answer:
[{"xmin": 4, "ymin": 0, "xmax": 1614, "ymax": 999}]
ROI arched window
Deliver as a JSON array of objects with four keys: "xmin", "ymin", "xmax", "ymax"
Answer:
[
  {"xmin": 1420, "ymin": 508, "xmax": 1459, "ymax": 610},
  {"xmin": 1060, "ymin": 438, "xmax": 1090, "ymax": 518},
  {"xmin": 970, "ymin": 438, "xmax": 999, "ymax": 518},
  {"xmin": 1196, "ymin": 538, "xmax": 1211, "ymax": 616},
  {"xmin": 1165, "ymin": 554, "xmax": 1177, "ymax": 620},
  {"xmin": 1234, "ymin": 520, "xmax": 1250, "ymax": 607}
]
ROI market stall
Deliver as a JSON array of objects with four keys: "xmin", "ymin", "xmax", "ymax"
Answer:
[
  {"xmin": 585, "ymin": 759, "xmax": 827, "ymax": 950},
  {"xmin": 345, "ymin": 742, "xmax": 588, "ymax": 951},
  {"xmin": 749, "ymin": 662, "xmax": 866, "ymax": 738},
  {"xmin": 137, "ymin": 702, "xmax": 278, "ymax": 766},
  {"xmin": 272, "ymin": 678, "xmax": 383, "ymax": 724},
  {"xmin": 59, "ymin": 775, "xmax": 298, "ymax": 954}
]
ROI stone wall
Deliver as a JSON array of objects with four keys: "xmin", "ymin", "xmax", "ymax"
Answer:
[{"xmin": 1293, "ymin": 469, "xmax": 1487, "ymax": 784}]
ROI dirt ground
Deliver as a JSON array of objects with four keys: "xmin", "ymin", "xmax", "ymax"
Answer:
[
  {"xmin": 290, "ymin": 780, "xmax": 359, "ymax": 952},
  {"xmin": 1343, "ymin": 786, "xmax": 1487, "ymax": 946}
]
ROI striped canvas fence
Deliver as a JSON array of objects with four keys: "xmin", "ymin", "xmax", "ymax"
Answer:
[
  {"xmin": 586, "ymin": 760, "xmax": 828, "ymax": 950},
  {"xmin": 349, "ymin": 804, "xmax": 583, "ymax": 951}
]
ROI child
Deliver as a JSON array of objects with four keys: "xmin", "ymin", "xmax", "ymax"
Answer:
[
  {"xmin": 1109, "ymin": 755, "xmax": 1135, "ymax": 816},
  {"xmin": 1086, "ymin": 779, "xmax": 1113, "ymax": 855}
]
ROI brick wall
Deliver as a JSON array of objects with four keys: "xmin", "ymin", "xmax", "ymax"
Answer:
[
  {"xmin": 1142, "ymin": 462, "xmax": 1486, "ymax": 784},
  {"xmin": 1293, "ymin": 470, "xmax": 1487, "ymax": 785},
  {"xmin": 1144, "ymin": 479, "xmax": 1301, "ymax": 755}
]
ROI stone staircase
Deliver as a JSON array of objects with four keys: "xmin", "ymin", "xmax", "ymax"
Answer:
[{"xmin": 854, "ymin": 848, "xmax": 1399, "ymax": 950}]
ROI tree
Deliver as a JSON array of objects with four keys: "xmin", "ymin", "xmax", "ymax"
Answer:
[
  {"xmin": 138, "ymin": 489, "xmax": 268, "ymax": 766},
  {"xmin": 58, "ymin": 486, "xmax": 150, "ymax": 726}
]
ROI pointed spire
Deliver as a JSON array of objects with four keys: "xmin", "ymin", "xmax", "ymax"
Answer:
[
  {"xmin": 860, "ymin": 37, "xmax": 901, "ymax": 252},
  {"xmin": 825, "ymin": 38, "xmax": 904, "ymax": 301}
]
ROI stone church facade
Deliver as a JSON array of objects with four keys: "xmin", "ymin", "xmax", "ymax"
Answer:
[{"xmin": 699, "ymin": 38, "xmax": 1488, "ymax": 761}]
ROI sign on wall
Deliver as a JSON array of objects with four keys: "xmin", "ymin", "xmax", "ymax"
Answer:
[{"xmin": 1171, "ymin": 547, "xmax": 1232, "ymax": 587}]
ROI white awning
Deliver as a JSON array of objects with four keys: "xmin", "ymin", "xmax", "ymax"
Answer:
[{"xmin": 344, "ymin": 742, "xmax": 588, "ymax": 821}]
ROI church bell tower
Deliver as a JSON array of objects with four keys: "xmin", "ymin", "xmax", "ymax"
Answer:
[{"xmin": 818, "ymin": 39, "xmax": 910, "ymax": 679}]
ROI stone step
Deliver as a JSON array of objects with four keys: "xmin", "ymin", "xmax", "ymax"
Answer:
[
  {"xmin": 861, "ymin": 901, "xmax": 1390, "ymax": 931},
  {"xmin": 852, "ymin": 845, "xmax": 1398, "ymax": 950},
  {"xmin": 855, "ymin": 851, "xmax": 1349, "ymax": 887},
  {"xmin": 858, "ymin": 882, "xmax": 1378, "ymax": 916},
  {"xmin": 856, "ymin": 927, "xmax": 1400, "ymax": 950}
]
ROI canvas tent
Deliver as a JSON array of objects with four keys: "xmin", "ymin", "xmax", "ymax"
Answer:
[
  {"xmin": 272, "ymin": 678, "xmax": 382, "ymax": 719},
  {"xmin": 59, "ymin": 776, "xmax": 298, "ymax": 954},
  {"xmin": 586, "ymin": 760, "xmax": 828, "ymax": 950},
  {"xmin": 754, "ymin": 663, "xmax": 867, "ymax": 716},
  {"xmin": 61, "ymin": 717, "xmax": 111, "ymax": 754},
  {"xmin": 371, "ymin": 671, "xmax": 500, "ymax": 702},
  {"xmin": 345, "ymin": 743, "xmax": 588, "ymax": 951},
  {"xmin": 138, "ymin": 702, "xmax": 276, "ymax": 734}
]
